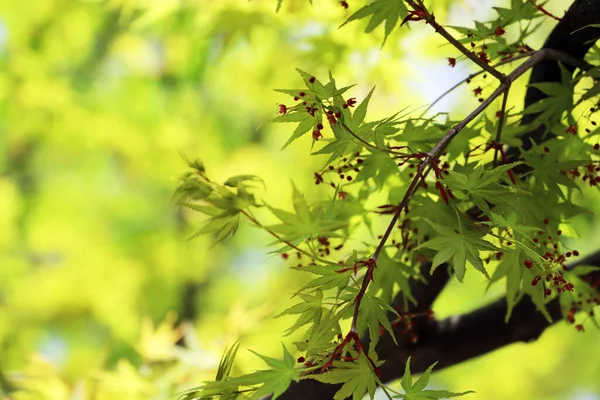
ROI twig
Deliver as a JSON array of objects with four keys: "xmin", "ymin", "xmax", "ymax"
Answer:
[
  {"xmin": 493, "ymin": 87, "xmax": 510, "ymax": 164},
  {"xmin": 526, "ymin": 0, "xmax": 562, "ymax": 22},
  {"xmin": 404, "ymin": 0, "xmax": 505, "ymax": 82},
  {"xmin": 420, "ymin": 52, "xmax": 535, "ymax": 118},
  {"xmin": 240, "ymin": 209, "xmax": 336, "ymax": 266}
]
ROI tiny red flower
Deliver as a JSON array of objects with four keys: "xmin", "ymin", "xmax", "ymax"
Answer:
[
  {"xmin": 401, "ymin": 6, "xmax": 427, "ymax": 26},
  {"xmin": 563, "ymin": 283, "xmax": 574, "ymax": 291},
  {"xmin": 473, "ymin": 86, "xmax": 483, "ymax": 96},
  {"xmin": 566, "ymin": 125, "xmax": 577, "ymax": 135},
  {"xmin": 314, "ymin": 172, "xmax": 324, "ymax": 185},
  {"xmin": 278, "ymin": 104, "xmax": 287, "ymax": 115},
  {"xmin": 494, "ymin": 26, "xmax": 505, "ymax": 36},
  {"xmin": 477, "ymin": 51, "xmax": 490, "ymax": 64},
  {"xmin": 447, "ymin": 57, "xmax": 456, "ymax": 67},
  {"xmin": 339, "ymin": 0, "xmax": 348, "ymax": 9},
  {"xmin": 531, "ymin": 277, "xmax": 539, "ymax": 286},
  {"xmin": 312, "ymin": 130, "xmax": 322, "ymax": 140},
  {"xmin": 346, "ymin": 98, "xmax": 357, "ymax": 107}
]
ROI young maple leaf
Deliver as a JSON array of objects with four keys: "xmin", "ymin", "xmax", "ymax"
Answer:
[
  {"xmin": 417, "ymin": 219, "xmax": 498, "ymax": 282},
  {"xmin": 398, "ymin": 356, "xmax": 474, "ymax": 399},
  {"xmin": 341, "ymin": 0, "xmax": 408, "ymax": 45},
  {"xmin": 310, "ymin": 352, "xmax": 383, "ymax": 400}
]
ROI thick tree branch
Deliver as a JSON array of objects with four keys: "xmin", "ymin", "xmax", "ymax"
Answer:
[
  {"xmin": 508, "ymin": 0, "xmax": 600, "ymax": 174},
  {"xmin": 278, "ymin": 250, "xmax": 600, "ymax": 400}
]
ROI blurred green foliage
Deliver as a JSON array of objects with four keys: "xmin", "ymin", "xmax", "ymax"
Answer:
[{"xmin": 0, "ymin": 0, "xmax": 598, "ymax": 399}]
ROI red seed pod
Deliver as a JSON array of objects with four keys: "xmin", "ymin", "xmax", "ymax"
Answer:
[{"xmin": 436, "ymin": 181, "xmax": 449, "ymax": 205}]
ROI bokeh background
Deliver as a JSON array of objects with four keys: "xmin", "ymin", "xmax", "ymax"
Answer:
[{"xmin": 1, "ymin": 0, "xmax": 599, "ymax": 399}]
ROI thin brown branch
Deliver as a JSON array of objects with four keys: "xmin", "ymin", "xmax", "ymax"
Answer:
[
  {"xmin": 318, "ymin": 48, "xmax": 551, "ymax": 383},
  {"xmin": 420, "ymin": 52, "xmax": 535, "ymax": 118},
  {"xmin": 240, "ymin": 210, "xmax": 336, "ymax": 266},
  {"xmin": 404, "ymin": 0, "xmax": 505, "ymax": 81},
  {"xmin": 493, "ymin": 87, "xmax": 511, "ymax": 163},
  {"xmin": 340, "ymin": 121, "xmax": 404, "ymax": 155},
  {"xmin": 373, "ymin": 49, "xmax": 549, "ymax": 263},
  {"xmin": 526, "ymin": 0, "xmax": 563, "ymax": 22}
]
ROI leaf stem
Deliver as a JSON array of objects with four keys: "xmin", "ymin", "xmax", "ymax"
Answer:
[
  {"xmin": 240, "ymin": 209, "xmax": 335, "ymax": 266},
  {"xmin": 493, "ymin": 86, "xmax": 511, "ymax": 164},
  {"xmin": 420, "ymin": 52, "xmax": 535, "ymax": 118}
]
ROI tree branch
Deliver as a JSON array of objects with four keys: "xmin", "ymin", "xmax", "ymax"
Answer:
[
  {"xmin": 275, "ymin": 1, "xmax": 600, "ymax": 398},
  {"xmin": 278, "ymin": 250, "xmax": 600, "ymax": 400}
]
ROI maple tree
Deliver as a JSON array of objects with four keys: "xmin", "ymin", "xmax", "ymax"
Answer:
[{"xmin": 175, "ymin": 0, "xmax": 600, "ymax": 399}]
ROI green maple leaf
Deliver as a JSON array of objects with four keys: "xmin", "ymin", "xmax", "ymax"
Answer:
[
  {"xmin": 313, "ymin": 133, "xmax": 360, "ymax": 165},
  {"xmin": 369, "ymin": 249, "xmax": 416, "ymax": 305},
  {"xmin": 187, "ymin": 212, "xmax": 241, "ymax": 243},
  {"xmin": 443, "ymin": 163, "xmax": 527, "ymax": 217},
  {"xmin": 185, "ymin": 344, "xmax": 299, "ymax": 400},
  {"xmin": 293, "ymin": 307, "xmax": 343, "ymax": 358},
  {"xmin": 276, "ymin": 290, "xmax": 325, "ymax": 335},
  {"xmin": 267, "ymin": 184, "xmax": 347, "ymax": 242},
  {"xmin": 493, "ymin": 0, "xmax": 539, "ymax": 24},
  {"xmin": 524, "ymin": 64, "xmax": 574, "ymax": 122},
  {"xmin": 249, "ymin": 345, "xmax": 300, "ymax": 399},
  {"xmin": 485, "ymin": 212, "xmax": 538, "ymax": 244},
  {"xmin": 522, "ymin": 267, "xmax": 552, "ymax": 323},
  {"xmin": 488, "ymin": 249, "xmax": 524, "ymax": 321},
  {"xmin": 310, "ymin": 352, "xmax": 383, "ymax": 400},
  {"xmin": 520, "ymin": 145, "xmax": 587, "ymax": 199},
  {"xmin": 577, "ymin": 66, "xmax": 600, "ymax": 104},
  {"xmin": 345, "ymin": 86, "xmax": 375, "ymax": 131},
  {"xmin": 341, "ymin": 0, "xmax": 408, "ymax": 45},
  {"xmin": 271, "ymin": 110, "xmax": 316, "ymax": 150},
  {"xmin": 417, "ymin": 219, "xmax": 498, "ymax": 281},
  {"xmin": 355, "ymin": 291, "xmax": 399, "ymax": 347},
  {"xmin": 396, "ymin": 357, "xmax": 474, "ymax": 399},
  {"xmin": 295, "ymin": 264, "xmax": 353, "ymax": 293},
  {"xmin": 354, "ymin": 152, "xmax": 398, "ymax": 189}
]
